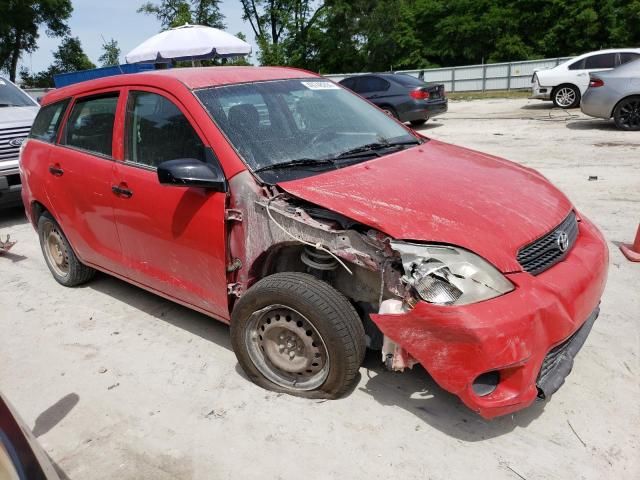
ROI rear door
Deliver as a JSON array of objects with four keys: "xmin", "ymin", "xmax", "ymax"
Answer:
[
  {"xmin": 44, "ymin": 90, "xmax": 123, "ymax": 272},
  {"xmin": 111, "ymin": 88, "xmax": 229, "ymax": 319}
]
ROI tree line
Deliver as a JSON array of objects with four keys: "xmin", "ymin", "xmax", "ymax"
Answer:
[{"xmin": 2, "ymin": 0, "xmax": 639, "ymax": 88}]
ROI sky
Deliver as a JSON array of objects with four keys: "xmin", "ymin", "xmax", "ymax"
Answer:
[{"xmin": 19, "ymin": 0, "xmax": 258, "ymax": 75}]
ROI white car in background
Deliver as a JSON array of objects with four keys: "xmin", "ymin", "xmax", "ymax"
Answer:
[{"xmin": 531, "ymin": 48, "xmax": 640, "ymax": 108}]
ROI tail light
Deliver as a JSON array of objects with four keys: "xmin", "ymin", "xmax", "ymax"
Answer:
[
  {"xmin": 410, "ymin": 89, "xmax": 430, "ymax": 100},
  {"xmin": 589, "ymin": 78, "xmax": 604, "ymax": 88}
]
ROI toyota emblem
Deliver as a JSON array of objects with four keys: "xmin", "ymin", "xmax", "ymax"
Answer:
[{"xmin": 557, "ymin": 231, "xmax": 569, "ymax": 252}]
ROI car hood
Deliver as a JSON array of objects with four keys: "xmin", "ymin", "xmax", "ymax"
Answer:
[
  {"xmin": 278, "ymin": 139, "xmax": 573, "ymax": 272},
  {"xmin": 0, "ymin": 105, "xmax": 38, "ymax": 127}
]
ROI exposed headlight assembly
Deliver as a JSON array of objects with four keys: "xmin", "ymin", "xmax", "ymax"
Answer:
[{"xmin": 391, "ymin": 241, "xmax": 514, "ymax": 306}]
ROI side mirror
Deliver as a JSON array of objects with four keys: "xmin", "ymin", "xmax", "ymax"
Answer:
[{"xmin": 157, "ymin": 158, "xmax": 227, "ymax": 192}]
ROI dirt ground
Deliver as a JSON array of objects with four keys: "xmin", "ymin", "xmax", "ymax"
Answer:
[{"xmin": 1, "ymin": 98, "xmax": 638, "ymax": 480}]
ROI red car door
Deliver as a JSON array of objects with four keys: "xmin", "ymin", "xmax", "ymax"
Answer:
[
  {"xmin": 44, "ymin": 90, "xmax": 123, "ymax": 272},
  {"xmin": 111, "ymin": 88, "xmax": 229, "ymax": 320}
]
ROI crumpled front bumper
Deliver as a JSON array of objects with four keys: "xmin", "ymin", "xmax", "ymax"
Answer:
[{"xmin": 371, "ymin": 214, "xmax": 608, "ymax": 419}]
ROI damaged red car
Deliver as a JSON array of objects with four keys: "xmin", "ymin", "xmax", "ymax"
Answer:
[{"xmin": 20, "ymin": 67, "xmax": 608, "ymax": 418}]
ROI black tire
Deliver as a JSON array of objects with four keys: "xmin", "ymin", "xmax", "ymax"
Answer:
[
  {"xmin": 230, "ymin": 272, "xmax": 366, "ymax": 399},
  {"xmin": 410, "ymin": 119, "xmax": 428, "ymax": 126},
  {"xmin": 552, "ymin": 84, "xmax": 581, "ymax": 109},
  {"xmin": 37, "ymin": 212, "xmax": 95, "ymax": 287},
  {"xmin": 380, "ymin": 105, "xmax": 398, "ymax": 119},
  {"xmin": 613, "ymin": 96, "xmax": 640, "ymax": 131}
]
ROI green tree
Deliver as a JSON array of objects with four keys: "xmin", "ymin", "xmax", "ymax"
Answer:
[
  {"xmin": 239, "ymin": 0, "xmax": 325, "ymax": 65},
  {"xmin": 98, "ymin": 38, "xmax": 121, "ymax": 67},
  {"xmin": 20, "ymin": 36, "xmax": 95, "ymax": 88},
  {"xmin": 138, "ymin": 0, "xmax": 225, "ymax": 29},
  {"xmin": 0, "ymin": 0, "xmax": 73, "ymax": 82}
]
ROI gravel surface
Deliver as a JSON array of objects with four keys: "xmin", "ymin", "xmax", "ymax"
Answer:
[{"xmin": 1, "ymin": 98, "xmax": 638, "ymax": 479}]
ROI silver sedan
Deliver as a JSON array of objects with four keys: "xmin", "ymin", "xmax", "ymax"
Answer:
[{"xmin": 581, "ymin": 59, "xmax": 640, "ymax": 130}]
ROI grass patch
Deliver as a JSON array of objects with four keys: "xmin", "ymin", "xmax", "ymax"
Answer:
[{"xmin": 447, "ymin": 89, "xmax": 531, "ymax": 101}]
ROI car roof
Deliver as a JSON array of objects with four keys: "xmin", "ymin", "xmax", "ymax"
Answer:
[
  {"xmin": 570, "ymin": 48, "xmax": 640, "ymax": 61},
  {"xmin": 41, "ymin": 66, "xmax": 319, "ymax": 106}
]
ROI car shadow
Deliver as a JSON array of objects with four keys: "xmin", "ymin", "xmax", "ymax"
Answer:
[
  {"xmin": 414, "ymin": 121, "xmax": 444, "ymax": 132},
  {"xmin": 0, "ymin": 206, "xmax": 27, "ymax": 228},
  {"xmin": 566, "ymin": 119, "xmax": 618, "ymax": 130},
  {"xmin": 358, "ymin": 350, "xmax": 546, "ymax": 441},
  {"xmin": 86, "ymin": 274, "xmax": 232, "ymax": 352},
  {"xmin": 520, "ymin": 103, "xmax": 555, "ymax": 110}
]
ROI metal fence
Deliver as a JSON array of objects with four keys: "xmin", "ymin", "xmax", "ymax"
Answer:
[{"xmin": 324, "ymin": 56, "xmax": 573, "ymax": 92}]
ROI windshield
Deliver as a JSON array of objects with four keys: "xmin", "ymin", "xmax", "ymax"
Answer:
[
  {"xmin": 0, "ymin": 77, "xmax": 36, "ymax": 107},
  {"xmin": 195, "ymin": 78, "xmax": 420, "ymax": 182}
]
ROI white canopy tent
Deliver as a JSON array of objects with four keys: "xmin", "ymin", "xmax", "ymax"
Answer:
[{"xmin": 125, "ymin": 24, "xmax": 252, "ymax": 64}]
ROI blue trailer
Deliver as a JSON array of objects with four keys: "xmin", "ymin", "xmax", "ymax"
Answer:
[{"xmin": 53, "ymin": 63, "xmax": 159, "ymax": 88}]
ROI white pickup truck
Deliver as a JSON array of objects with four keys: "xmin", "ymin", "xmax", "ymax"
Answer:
[
  {"xmin": 531, "ymin": 48, "xmax": 640, "ymax": 108},
  {"xmin": 1, "ymin": 76, "xmax": 39, "ymax": 209}
]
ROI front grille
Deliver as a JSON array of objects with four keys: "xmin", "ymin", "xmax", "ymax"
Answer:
[
  {"xmin": 517, "ymin": 211, "xmax": 578, "ymax": 275},
  {"xmin": 0, "ymin": 126, "xmax": 31, "ymax": 161}
]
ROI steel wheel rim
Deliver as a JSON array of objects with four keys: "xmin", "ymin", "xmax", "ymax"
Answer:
[
  {"xmin": 618, "ymin": 99, "xmax": 640, "ymax": 128},
  {"xmin": 555, "ymin": 87, "xmax": 576, "ymax": 107},
  {"xmin": 245, "ymin": 305, "xmax": 330, "ymax": 391},
  {"xmin": 43, "ymin": 222, "xmax": 69, "ymax": 277}
]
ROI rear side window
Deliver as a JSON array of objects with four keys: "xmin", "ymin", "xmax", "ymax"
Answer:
[
  {"xmin": 619, "ymin": 52, "xmax": 640, "ymax": 65},
  {"xmin": 584, "ymin": 53, "xmax": 616, "ymax": 69},
  {"xmin": 568, "ymin": 59, "xmax": 585, "ymax": 70},
  {"xmin": 126, "ymin": 91, "xmax": 205, "ymax": 168},
  {"xmin": 356, "ymin": 76, "xmax": 390, "ymax": 93},
  {"xmin": 29, "ymin": 99, "xmax": 69, "ymax": 143},
  {"xmin": 340, "ymin": 78, "xmax": 357, "ymax": 90},
  {"xmin": 64, "ymin": 94, "xmax": 118, "ymax": 157}
]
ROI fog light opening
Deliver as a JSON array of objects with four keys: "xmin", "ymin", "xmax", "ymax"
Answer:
[{"xmin": 472, "ymin": 371, "xmax": 500, "ymax": 397}]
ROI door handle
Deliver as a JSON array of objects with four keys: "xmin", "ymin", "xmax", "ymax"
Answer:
[
  {"xmin": 111, "ymin": 185, "xmax": 133, "ymax": 198},
  {"xmin": 48, "ymin": 165, "xmax": 64, "ymax": 176}
]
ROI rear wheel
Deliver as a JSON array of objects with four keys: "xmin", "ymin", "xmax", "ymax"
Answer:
[
  {"xmin": 552, "ymin": 84, "xmax": 580, "ymax": 109},
  {"xmin": 38, "ymin": 212, "xmax": 95, "ymax": 286},
  {"xmin": 613, "ymin": 96, "xmax": 640, "ymax": 131},
  {"xmin": 230, "ymin": 272, "xmax": 366, "ymax": 399}
]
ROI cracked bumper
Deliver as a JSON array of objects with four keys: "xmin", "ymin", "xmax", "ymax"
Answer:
[{"xmin": 371, "ymin": 214, "xmax": 608, "ymax": 419}]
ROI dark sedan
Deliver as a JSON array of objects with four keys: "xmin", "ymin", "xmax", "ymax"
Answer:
[{"xmin": 339, "ymin": 73, "xmax": 447, "ymax": 126}]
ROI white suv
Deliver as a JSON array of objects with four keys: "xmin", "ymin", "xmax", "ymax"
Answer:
[
  {"xmin": 0, "ymin": 76, "xmax": 39, "ymax": 208},
  {"xmin": 531, "ymin": 48, "xmax": 640, "ymax": 108}
]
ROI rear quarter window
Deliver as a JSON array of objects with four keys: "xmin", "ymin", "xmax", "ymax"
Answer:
[{"xmin": 29, "ymin": 100, "xmax": 69, "ymax": 143}]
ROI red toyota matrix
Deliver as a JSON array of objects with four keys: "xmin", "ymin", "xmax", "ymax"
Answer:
[{"xmin": 20, "ymin": 67, "xmax": 608, "ymax": 418}]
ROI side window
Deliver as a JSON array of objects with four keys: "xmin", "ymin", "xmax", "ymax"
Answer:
[
  {"xmin": 340, "ymin": 78, "xmax": 356, "ymax": 90},
  {"xmin": 126, "ymin": 91, "xmax": 205, "ymax": 168},
  {"xmin": 568, "ymin": 59, "xmax": 585, "ymax": 70},
  {"xmin": 619, "ymin": 52, "xmax": 640, "ymax": 65},
  {"xmin": 29, "ymin": 99, "xmax": 69, "ymax": 143},
  {"xmin": 64, "ymin": 94, "xmax": 118, "ymax": 157},
  {"xmin": 584, "ymin": 53, "xmax": 616, "ymax": 69}
]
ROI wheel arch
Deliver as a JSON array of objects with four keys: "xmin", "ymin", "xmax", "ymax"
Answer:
[{"xmin": 610, "ymin": 94, "xmax": 640, "ymax": 119}]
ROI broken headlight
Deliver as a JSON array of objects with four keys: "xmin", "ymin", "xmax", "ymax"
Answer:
[{"xmin": 391, "ymin": 242, "xmax": 514, "ymax": 306}]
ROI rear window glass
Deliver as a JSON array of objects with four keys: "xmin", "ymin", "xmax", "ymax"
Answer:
[
  {"xmin": 30, "ymin": 100, "xmax": 69, "ymax": 143},
  {"xmin": 393, "ymin": 74, "xmax": 426, "ymax": 87},
  {"xmin": 584, "ymin": 53, "xmax": 616, "ymax": 69},
  {"xmin": 64, "ymin": 94, "xmax": 118, "ymax": 157}
]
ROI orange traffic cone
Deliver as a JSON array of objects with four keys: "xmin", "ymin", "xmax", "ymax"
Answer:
[{"xmin": 620, "ymin": 224, "xmax": 640, "ymax": 262}]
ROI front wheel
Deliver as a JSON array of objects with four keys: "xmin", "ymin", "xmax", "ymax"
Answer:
[
  {"xmin": 552, "ymin": 84, "xmax": 580, "ymax": 109},
  {"xmin": 613, "ymin": 96, "xmax": 640, "ymax": 131},
  {"xmin": 230, "ymin": 272, "xmax": 366, "ymax": 399}
]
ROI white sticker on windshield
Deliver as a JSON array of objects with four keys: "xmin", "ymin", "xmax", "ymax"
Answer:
[
  {"xmin": 301, "ymin": 81, "xmax": 339, "ymax": 90},
  {"xmin": 0, "ymin": 80, "xmax": 5, "ymax": 85}
]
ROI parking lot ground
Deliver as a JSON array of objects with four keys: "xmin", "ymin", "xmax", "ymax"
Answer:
[{"xmin": 1, "ymin": 98, "xmax": 639, "ymax": 480}]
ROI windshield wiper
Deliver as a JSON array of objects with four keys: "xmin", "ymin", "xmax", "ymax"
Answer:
[
  {"xmin": 332, "ymin": 139, "xmax": 421, "ymax": 160},
  {"xmin": 253, "ymin": 157, "xmax": 336, "ymax": 173}
]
